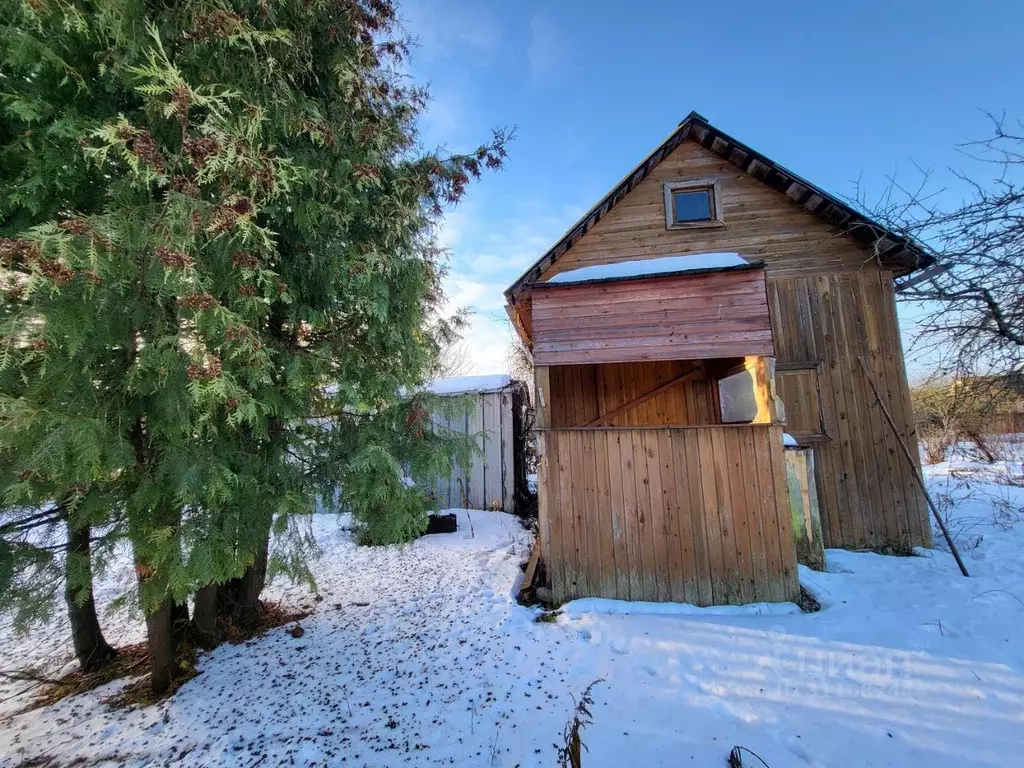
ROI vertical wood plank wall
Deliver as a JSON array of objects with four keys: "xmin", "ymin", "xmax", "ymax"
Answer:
[
  {"xmin": 767, "ymin": 272, "xmax": 931, "ymax": 550},
  {"xmin": 540, "ymin": 425, "xmax": 799, "ymax": 605},
  {"xmin": 549, "ymin": 361, "xmax": 721, "ymax": 428},
  {"xmin": 428, "ymin": 390, "xmax": 516, "ymax": 513}
]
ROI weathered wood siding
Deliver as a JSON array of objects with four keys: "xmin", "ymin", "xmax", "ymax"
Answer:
[
  {"xmin": 531, "ymin": 268, "xmax": 773, "ymax": 366},
  {"xmin": 548, "ymin": 361, "xmax": 721, "ymax": 428},
  {"xmin": 768, "ymin": 272, "xmax": 931, "ymax": 549},
  {"xmin": 428, "ymin": 389, "xmax": 517, "ymax": 513},
  {"xmin": 534, "ymin": 138, "xmax": 929, "ymax": 551},
  {"xmin": 542, "ymin": 140, "xmax": 886, "ymax": 280},
  {"xmin": 538, "ymin": 426, "xmax": 798, "ymax": 605}
]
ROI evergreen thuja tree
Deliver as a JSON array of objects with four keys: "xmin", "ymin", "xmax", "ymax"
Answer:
[{"xmin": 1, "ymin": 0, "xmax": 508, "ymax": 694}]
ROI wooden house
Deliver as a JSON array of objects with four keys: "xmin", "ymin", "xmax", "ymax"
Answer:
[{"xmin": 506, "ymin": 112, "xmax": 935, "ymax": 606}]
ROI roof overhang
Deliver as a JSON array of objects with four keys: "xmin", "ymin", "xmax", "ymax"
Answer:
[{"xmin": 505, "ymin": 111, "xmax": 936, "ymax": 306}]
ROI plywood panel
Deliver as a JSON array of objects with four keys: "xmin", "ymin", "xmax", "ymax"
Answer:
[
  {"xmin": 540, "ymin": 426, "xmax": 799, "ymax": 606},
  {"xmin": 531, "ymin": 267, "xmax": 774, "ymax": 366}
]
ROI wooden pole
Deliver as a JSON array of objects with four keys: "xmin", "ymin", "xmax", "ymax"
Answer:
[{"xmin": 857, "ymin": 357, "xmax": 969, "ymax": 577}]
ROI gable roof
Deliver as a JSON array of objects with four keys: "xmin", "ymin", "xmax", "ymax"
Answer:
[{"xmin": 504, "ymin": 111, "xmax": 935, "ymax": 303}]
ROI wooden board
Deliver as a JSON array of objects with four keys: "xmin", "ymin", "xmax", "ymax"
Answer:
[
  {"xmin": 531, "ymin": 268, "xmax": 774, "ymax": 366},
  {"xmin": 547, "ymin": 360, "xmax": 723, "ymax": 428},
  {"xmin": 539, "ymin": 426, "xmax": 799, "ymax": 606}
]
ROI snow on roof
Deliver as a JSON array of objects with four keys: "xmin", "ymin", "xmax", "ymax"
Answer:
[
  {"xmin": 544, "ymin": 253, "xmax": 749, "ymax": 285},
  {"xmin": 424, "ymin": 374, "xmax": 512, "ymax": 396}
]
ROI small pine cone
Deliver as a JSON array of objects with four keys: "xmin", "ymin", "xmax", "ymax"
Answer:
[
  {"xmin": 0, "ymin": 238, "xmax": 40, "ymax": 266},
  {"xmin": 57, "ymin": 218, "xmax": 91, "ymax": 236},
  {"xmin": 191, "ymin": 10, "xmax": 242, "ymax": 41},
  {"xmin": 179, "ymin": 292, "xmax": 216, "ymax": 311},
  {"xmin": 232, "ymin": 252, "xmax": 260, "ymax": 269},
  {"xmin": 171, "ymin": 175, "xmax": 201, "ymax": 196},
  {"xmin": 225, "ymin": 324, "xmax": 250, "ymax": 341},
  {"xmin": 210, "ymin": 208, "xmax": 238, "ymax": 234},
  {"xmin": 182, "ymin": 135, "xmax": 220, "ymax": 168},
  {"xmin": 230, "ymin": 197, "xmax": 253, "ymax": 216},
  {"xmin": 39, "ymin": 258, "xmax": 74, "ymax": 286},
  {"xmin": 353, "ymin": 164, "xmax": 382, "ymax": 182},
  {"xmin": 155, "ymin": 246, "xmax": 193, "ymax": 269},
  {"xmin": 238, "ymin": 284, "xmax": 256, "ymax": 298},
  {"xmin": 126, "ymin": 129, "xmax": 165, "ymax": 170},
  {"xmin": 170, "ymin": 86, "xmax": 192, "ymax": 117}
]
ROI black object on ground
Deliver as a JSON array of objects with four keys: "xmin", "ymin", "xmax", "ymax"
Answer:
[{"xmin": 426, "ymin": 513, "xmax": 458, "ymax": 535}]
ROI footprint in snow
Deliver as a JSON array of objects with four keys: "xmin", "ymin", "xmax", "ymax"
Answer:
[{"xmin": 610, "ymin": 639, "xmax": 630, "ymax": 655}]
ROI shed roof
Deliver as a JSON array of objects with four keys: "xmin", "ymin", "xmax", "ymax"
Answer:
[
  {"xmin": 423, "ymin": 374, "xmax": 513, "ymax": 396},
  {"xmin": 505, "ymin": 111, "xmax": 935, "ymax": 303}
]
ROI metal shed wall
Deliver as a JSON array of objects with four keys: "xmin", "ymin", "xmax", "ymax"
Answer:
[{"xmin": 429, "ymin": 387, "xmax": 518, "ymax": 513}]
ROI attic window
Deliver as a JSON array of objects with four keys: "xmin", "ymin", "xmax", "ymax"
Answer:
[{"xmin": 663, "ymin": 179, "xmax": 724, "ymax": 229}]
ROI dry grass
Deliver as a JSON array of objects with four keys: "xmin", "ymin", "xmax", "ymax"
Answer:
[{"xmin": 27, "ymin": 642, "xmax": 150, "ymax": 712}]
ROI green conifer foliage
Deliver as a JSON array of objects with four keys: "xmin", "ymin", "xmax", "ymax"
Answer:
[{"xmin": 1, "ymin": 0, "xmax": 508, "ymax": 689}]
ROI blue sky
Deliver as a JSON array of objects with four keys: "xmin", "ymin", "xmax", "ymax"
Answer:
[{"xmin": 401, "ymin": 0, "xmax": 1024, "ymax": 376}]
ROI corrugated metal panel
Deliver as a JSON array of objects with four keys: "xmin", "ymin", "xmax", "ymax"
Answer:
[{"xmin": 429, "ymin": 389, "xmax": 517, "ymax": 513}]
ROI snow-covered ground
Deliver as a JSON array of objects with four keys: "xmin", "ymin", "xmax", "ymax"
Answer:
[{"xmin": 2, "ymin": 464, "xmax": 1024, "ymax": 767}]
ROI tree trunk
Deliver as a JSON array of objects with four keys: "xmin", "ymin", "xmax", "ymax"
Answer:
[
  {"xmin": 231, "ymin": 533, "xmax": 269, "ymax": 630},
  {"xmin": 145, "ymin": 596, "xmax": 174, "ymax": 696},
  {"xmin": 64, "ymin": 521, "xmax": 116, "ymax": 673},
  {"xmin": 966, "ymin": 430, "xmax": 999, "ymax": 463},
  {"xmin": 171, "ymin": 599, "xmax": 190, "ymax": 649},
  {"xmin": 192, "ymin": 584, "xmax": 219, "ymax": 650}
]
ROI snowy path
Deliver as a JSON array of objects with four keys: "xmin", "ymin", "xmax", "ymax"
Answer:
[{"xmin": 2, "ymin": 470, "xmax": 1024, "ymax": 766}]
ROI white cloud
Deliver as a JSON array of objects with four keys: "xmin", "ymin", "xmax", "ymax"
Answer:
[
  {"xmin": 527, "ymin": 13, "xmax": 564, "ymax": 81},
  {"xmin": 437, "ymin": 274, "xmax": 513, "ymax": 375},
  {"xmin": 433, "ymin": 200, "xmax": 588, "ymax": 375},
  {"xmin": 458, "ymin": 313, "xmax": 514, "ymax": 375},
  {"xmin": 442, "ymin": 274, "xmax": 507, "ymax": 314},
  {"xmin": 402, "ymin": 1, "xmax": 501, "ymax": 64}
]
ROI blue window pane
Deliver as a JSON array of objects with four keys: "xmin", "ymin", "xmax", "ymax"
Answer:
[{"xmin": 673, "ymin": 190, "xmax": 712, "ymax": 222}]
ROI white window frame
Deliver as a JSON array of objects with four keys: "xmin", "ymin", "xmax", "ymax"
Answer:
[{"xmin": 663, "ymin": 178, "xmax": 725, "ymax": 230}]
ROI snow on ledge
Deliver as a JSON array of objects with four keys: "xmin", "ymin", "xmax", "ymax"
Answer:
[
  {"xmin": 423, "ymin": 374, "xmax": 512, "ymax": 396},
  {"xmin": 783, "ymin": 432, "xmax": 798, "ymax": 447},
  {"xmin": 545, "ymin": 252, "xmax": 749, "ymax": 285},
  {"xmin": 562, "ymin": 596, "xmax": 802, "ymax": 618}
]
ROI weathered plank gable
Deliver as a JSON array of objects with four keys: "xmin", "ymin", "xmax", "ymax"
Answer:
[{"xmin": 541, "ymin": 139, "xmax": 879, "ymax": 281}]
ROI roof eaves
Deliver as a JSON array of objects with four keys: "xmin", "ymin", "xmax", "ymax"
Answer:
[{"xmin": 504, "ymin": 111, "xmax": 936, "ymax": 303}]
